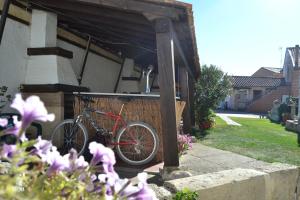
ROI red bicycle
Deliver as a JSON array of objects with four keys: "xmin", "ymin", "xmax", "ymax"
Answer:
[{"xmin": 51, "ymin": 95, "xmax": 159, "ymax": 165}]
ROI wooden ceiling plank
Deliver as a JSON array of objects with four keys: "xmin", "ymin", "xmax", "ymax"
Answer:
[
  {"xmin": 75, "ymin": 0, "xmax": 184, "ymax": 19},
  {"xmin": 29, "ymin": 0, "xmax": 152, "ymax": 25}
]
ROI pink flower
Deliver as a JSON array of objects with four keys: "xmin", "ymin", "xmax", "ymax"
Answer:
[{"xmin": 11, "ymin": 94, "xmax": 55, "ymax": 130}]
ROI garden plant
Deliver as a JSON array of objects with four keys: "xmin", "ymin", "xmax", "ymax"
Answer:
[
  {"xmin": 0, "ymin": 94, "xmax": 157, "ymax": 200},
  {"xmin": 194, "ymin": 64, "xmax": 231, "ymax": 130}
]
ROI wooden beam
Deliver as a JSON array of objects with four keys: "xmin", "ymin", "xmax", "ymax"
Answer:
[
  {"xmin": 57, "ymin": 28, "xmax": 123, "ymax": 64},
  {"xmin": 73, "ymin": 0, "xmax": 183, "ymax": 19},
  {"xmin": 172, "ymin": 25, "xmax": 195, "ymax": 81},
  {"xmin": 114, "ymin": 58, "xmax": 126, "ymax": 93},
  {"xmin": 155, "ymin": 18, "xmax": 179, "ymax": 167},
  {"xmin": 27, "ymin": 47, "xmax": 73, "ymax": 58},
  {"xmin": 78, "ymin": 35, "xmax": 91, "ymax": 85},
  {"xmin": 61, "ymin": 21, "xmax": 154, "ymax": 45},
  {"xmin": 188, "ymin": 77, "xmax": 195, "ymax": 126},
  {"xmin": 30, "ymin": 0, "xmax": 152, "ymax": 26},
  {"xmin": 0, "ymin": 0, "xmax": 11, "ymax": 44},
  {"xmin": 59, "ymin": 18, "xmax": 155, "ymax": 40},
  {"xmin": 179, "ymin": 67, "xmax": 192, "ymax": 133}
]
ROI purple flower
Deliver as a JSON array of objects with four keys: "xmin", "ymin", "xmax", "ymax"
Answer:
[
  {"xmin": 11, "ymin": 94, "xmax": 55, "ymax": 130},
  {"xmin": 63, "ymin": 149, "xmax": 88, "ymax": 172},
  {"xmin": 0, "ymin": 118, "xmax": 8, "ymax": 127},
  {"xmin": 45, "ymin": 147, "xmax": 69, "ymax": 176},
  {"xmin": 127, "ymin": 173, "xmax": 157, "ymax": 200},
  {"xmin": 1, "ymin": 144, "xmax": 17, "ymax": 159},
  {"xmin": 89, "ymin": 142, "xmax": 116, "ymax": 166},
  {"xmin": 31, "ymin": 136, "xmax": 52, "ymax": 161}
]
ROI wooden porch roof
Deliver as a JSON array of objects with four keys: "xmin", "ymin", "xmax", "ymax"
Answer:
[{"xmin": 17, "ymin": 0, "xmax": 200, "ymax": 78}]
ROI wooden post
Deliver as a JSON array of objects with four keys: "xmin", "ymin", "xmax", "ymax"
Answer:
[
  {"xmin": 0, "ymin": 0, "xmax": 11, "ymax": 45},
  {"xmin": 155, "ymin": 18, "xmax": 179, "ymax": 167},
  {"xmin": 179, "ymin": 67, "xmax": 192, "ymax": 133},
  {"xmin": 189, "ymin": 77, "xmax": 196, "ymax": 126}
]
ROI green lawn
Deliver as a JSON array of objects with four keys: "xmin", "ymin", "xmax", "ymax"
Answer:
[{"xmin": 199, "ymin": 117, "xmax": 300, "ymax": 166}]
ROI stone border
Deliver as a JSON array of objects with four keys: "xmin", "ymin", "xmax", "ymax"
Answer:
[{"xmin": 151, "ymin": 163, "xmax": 300, "ymax": 200}]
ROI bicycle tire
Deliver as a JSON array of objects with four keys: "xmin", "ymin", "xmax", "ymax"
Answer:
[
  {"xmin": 51, "ymin": 119, "xmax": 88, "ymax": 156},
  {"xmin": 115, "ymin": 121, "xmax": 159, "ymax": 165}
]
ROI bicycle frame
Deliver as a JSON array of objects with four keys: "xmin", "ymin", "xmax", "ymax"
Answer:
[{"xmin": 76, "ymin": 103, "xmax": 137, "ymax": 146}]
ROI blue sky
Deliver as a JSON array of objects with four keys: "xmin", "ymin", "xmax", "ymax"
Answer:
[{"xmin": 181, "ymin": 0, "xmax": 300, "ymax": 75}]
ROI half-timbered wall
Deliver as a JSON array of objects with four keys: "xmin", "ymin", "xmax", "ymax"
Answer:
[{"xmin": 57, "ymin": 39, "xmax": 122, "ymax": 92}]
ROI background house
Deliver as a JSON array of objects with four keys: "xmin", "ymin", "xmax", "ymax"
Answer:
[
  {"xmin": 227, "ymin": 75, "xmax": 286, "ymax": 111},
  {"xmin": 226, "ymin": 45, "xmax": 300, "ymax": 113}
]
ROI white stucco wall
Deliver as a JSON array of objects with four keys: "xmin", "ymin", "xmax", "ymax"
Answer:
[
  {"xmin": 117, "ymin": 58, "xmax": 140, "ymax": 93},
  {"xmin": 57, "ymin": 40, "xmax": 121, "ymax": 92},
  {"xmin": 0, "ymin": 18, "xmax": 29, "ymax": 98}
]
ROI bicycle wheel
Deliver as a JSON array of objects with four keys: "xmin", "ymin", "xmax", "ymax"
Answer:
[
  {"xmin": 115, "ymin": 122, "xmax": 159, "ymax": 165},
  {"xmin": 51, "ymin": 119, "xmax": 88, "ymax": 156}
]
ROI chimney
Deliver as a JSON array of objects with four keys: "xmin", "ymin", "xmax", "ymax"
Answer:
[
  {"xmin": 295, "ymin": 45, "xmax": 299, "ymax": 68},
  {"xmin": 25, "ymin": 10, "xmax": 78, "ymax": 86}
]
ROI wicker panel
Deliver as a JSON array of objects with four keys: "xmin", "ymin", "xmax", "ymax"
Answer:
[{"xmin": 74, "ymin": 96, "xmax": 185, "ymax": 162}]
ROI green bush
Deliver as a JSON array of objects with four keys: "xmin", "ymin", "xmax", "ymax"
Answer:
[
  {"xmin": 194, "ymin": 65, "xmax": 231, "ymax": 129},
  {"xmin": 173, "ymin": 188, "xmax": 198, "ymax": 200}
]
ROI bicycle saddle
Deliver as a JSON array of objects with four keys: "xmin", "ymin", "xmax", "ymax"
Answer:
[{"xmin": 80, "ymin": 95, "xmax": 95, "ymax": 103}]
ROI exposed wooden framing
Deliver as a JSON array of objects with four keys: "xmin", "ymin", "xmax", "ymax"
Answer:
[
  {"xmin": 66, "ymin": 16, "xmax": 153, "ymax": 35},
  {"xmin": 0, "ymin": 0, "xmax": 11, "ymax": 44},
  {"xmin": 60, "ymin": 20, "xmax": 154, "ymax": 41},
  {"xmin": 27, "ymin": 47, "xmax": 73, "ymax": 58},
  {"xmin": 78, "ymin": 35, "xmax": 91, "ymax": 85},
  {"xmin": 73, "ymin": 0, "xmax": 184, "ymax": 19},
  {"xmin": 30, "ymin": 0, "xmax": 151, "ymax": 26},
  {"xmin": 188, "ymin": 77, "xmax": 195, "ymax": 126},
  {"xmin": 0, "ymin": 1, "xmax": 123, "ymax": 64},
  {"xmin": 114, "ymin": 58, "xmax": 126, "ymax": 93},
  {"xmin": 155, "ymin": 18, "xmax": 179, "ymax": 167},
  {"xmin": 57, "ymin": 28, "xmax": 123, "ymax": 64},
  {"xmin": 122, "ymin": 77, "xmax": 140, "ymax": 81},
  {"xmin": 179, "ymin": 67, "xmax": 191, "ymax": 133},
  {"xmin": 0, "ymin": 0, "xmax": 31, "ymax": 22},
  {"xmin": 20, "ymin": 84, "xmax": 89, "ymax": 93},
  {"xmin": 172, "ymin": 24, "xmax": 195, "ymax": 81},
  {"xmin": 61, "ymin": 21, "xmax": 154, "ymax": 47}
]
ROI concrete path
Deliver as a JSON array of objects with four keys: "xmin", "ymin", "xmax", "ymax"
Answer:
[
  {"xmin": 216, "ymin": 112, "xmax": 262, "ymax": 126},
  {"xmin": 116, "ymin": 143, "xmax": 274, "ymax": 184},
  {"xmin": 216, "ymin": 113, "xmax": 241, "ymax": 126},
  {"xmin": 179, "ymin": 143, "xmax": 273, "ymax": 176}
]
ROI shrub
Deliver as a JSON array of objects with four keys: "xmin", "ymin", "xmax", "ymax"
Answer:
[
  {"xmin": 173, "ymin": 188, "xmax": 198, "ymax": 200},
  {"xmin": 0, "ymin": 94, "xmax": 157, "ymax": 200},
  {"xmin": 194, "ymin": 65, "xmax": 231, "ymax": 129}
]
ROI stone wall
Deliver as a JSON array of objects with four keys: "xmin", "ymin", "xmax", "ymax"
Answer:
[{"xmin": 161, "ymin": 164, "xmax": 300, "ymax": 200}]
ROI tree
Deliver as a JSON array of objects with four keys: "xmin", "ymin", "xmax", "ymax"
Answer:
[{"xmin": 194, "ymin": 65, "xmax": 231, "ymax": 128}]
